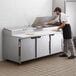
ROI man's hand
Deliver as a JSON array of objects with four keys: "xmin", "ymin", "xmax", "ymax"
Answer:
[
  {"xmin": 44, "ymin": 22, "xmax": 48, "ymax": 25},
  {"xmin": 56, "ymin": 28, "xmax": 60, "ymax": 32},
  {"xmin": 43, "ymin": 19, "xmax": 57, "ymax": 25},
  {"xmin": 51, "ymin": 28, "xmax": 60, "ymax": 32}
]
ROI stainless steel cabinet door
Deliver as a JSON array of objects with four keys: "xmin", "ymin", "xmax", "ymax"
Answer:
[
  {"xmin": 3, "ymin": 36, "xmax": 19, "ymax": 62},
  {"xmin": 21, "ymin": 38, "xmax": 35, "ymax": 61},
  {"xmin": 51, "ymin": 33, "xmax": 62, "ymax": 54},
  {"xmin": 37, "ymin": 35, "xmax": 49, "ymax": 57}
]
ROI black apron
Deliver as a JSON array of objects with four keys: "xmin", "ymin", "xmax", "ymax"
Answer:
[{"xmin": 59, "ymin": 15, "xmax": 72, "ymax": 39}]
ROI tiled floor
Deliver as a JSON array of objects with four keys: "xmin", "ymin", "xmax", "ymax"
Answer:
[{"xmin": 0, "ymin": 55, "xmax": 76, "ymax": 76}]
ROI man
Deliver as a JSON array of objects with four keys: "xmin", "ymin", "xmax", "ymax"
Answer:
[{"xmin": 44, "ymin": 7, "xmax": 75, "ymax": 59}]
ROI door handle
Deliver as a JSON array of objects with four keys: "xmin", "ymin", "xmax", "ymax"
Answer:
[
  {"xmin": 37, "ymin": 36, "xmax": 41, "ymax": 38},
  {"xmin": 31, "ymin": 37, "xmax": 36, "ymax": 39},
  {"xmin": 31, "ymin": 36, "xmax": 41, "ymax": 39},
  {"xmin": 49, "ymin": 34, "xmax": 54, "ymax": 36}
]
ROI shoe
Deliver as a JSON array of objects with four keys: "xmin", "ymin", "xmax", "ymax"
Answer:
[
  {"xmin": 68, "ymin": 56, "xmax": 75, "ymax": 59},
  {"xmin": 59, "ymin": 54, "xmax": 67, "ymax": 57}
]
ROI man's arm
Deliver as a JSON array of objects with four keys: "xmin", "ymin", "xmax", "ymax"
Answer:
[
  {"xmin": 57, "ymin": 21, "xmax": 66, "ymax": 31},
  {"xmin": 48, "ymin": 20, "xmax": 57, "ymax": 24},
  {"xmin": 44, "ymin": 16, "xmax": 59, "ymax": 25},
  {"xmin": 44, "ymin": 20, "xmax": 57, "ymax": 25}
]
